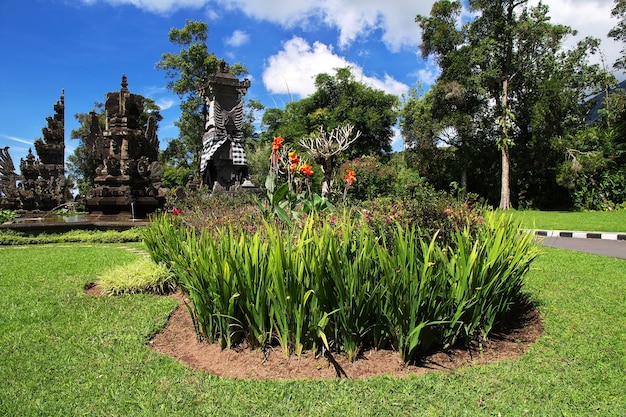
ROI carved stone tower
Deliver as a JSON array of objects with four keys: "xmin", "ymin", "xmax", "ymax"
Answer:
[
  {"xmin": 85, "ymin": 76, "xmax": 164, "ymax": 217},
  {"xmin": 23, "ymin": 91, "xmax": 66, "ymax": 210},
  {"xmin": 200, "ymin": 61, "xmax": 251, "ymax": 190}
]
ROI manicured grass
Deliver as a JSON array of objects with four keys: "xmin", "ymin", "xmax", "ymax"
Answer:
[
  {"xmin": 506, "ymin": 209, "xmax": 626, "ymax": 232},
  {"xmin": 1, "ymin": 243, "xmax": 625, "ymax": 416}
]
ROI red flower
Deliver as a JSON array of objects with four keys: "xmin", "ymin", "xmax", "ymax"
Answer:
[
  {"xmin": 299, "ymin": 164, "xmax": 314, "ymax": 177},
  {"xmin": 172, "ymin": 207, "xmax": 181, "ymax": 216},
  {"xmin": 344, "ymin": 169, "xmax": 356, "ymax": 185},
  {"xmin": 272, "ymin": 136, "xmax": 285, "ymax": 151}
]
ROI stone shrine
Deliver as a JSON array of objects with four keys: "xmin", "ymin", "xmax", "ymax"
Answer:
[
  {"xmin": 0, "ymin": 147, "xmax": 20, "ymax": 209},
  {"xmin": 85, "ymin": 76, "xmax": 164, "ymax": 217},
  {"xmin": 0, "ymin": 92, "xmax": 66, "ymax": 211},
  {"xmin": 200, "ymin": 61, "xmax": 252, "ymax": 190}
]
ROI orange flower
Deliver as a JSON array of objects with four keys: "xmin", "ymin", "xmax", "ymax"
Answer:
[
  {"xmin": 272, "ymin": 136, "xmax": 285, "ymax": 151},
  {"xmin": 299, "ymin": 164, "xmax": 314, "ymax": 177},
  {"xmin": 344, "ymin": 169, "xmax": 356, "ymax": 185},
  {"xmin": 289, "ymin": 163, "xmax": 299, "ymax": 171},
  {"xmin": 288, "ymin": 151, "xmax": 300, "ymax": 164}
]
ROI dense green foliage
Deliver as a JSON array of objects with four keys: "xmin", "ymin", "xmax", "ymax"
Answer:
[
  {"xmin": 0, "ymin": 209, "xmax": 16, "ymax": 224},
  {"xmin": 262, "ymin": 67, "xmax": 399, "ymax": 158},
  {"xmin": 143, "ymin": 211, "xmax": 538, "ymax": 364},
  {"xmin": 408, "ymin": 0, "xmax": 615, "ymax": 210}
]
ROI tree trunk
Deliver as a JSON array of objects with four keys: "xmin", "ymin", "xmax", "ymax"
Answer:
[
  {"xmin": 460, "ymin": 169, "xmax": 467, "ymax": 199},
  {"xmin": 499, "ymin": 147, "xmax": 512, "ymax": 210},
  {"xmin": 499, "ymin": 77, "xmax": 512, "ymax": 210}
]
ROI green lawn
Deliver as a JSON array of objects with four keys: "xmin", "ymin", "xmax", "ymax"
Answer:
[
  {"xmin": 0, "ymin": 242, "xmax": 624, "ymax": 416},
  {"xmin": 506, "ymin": 209, "xmax": 626, "ymax": 233}
]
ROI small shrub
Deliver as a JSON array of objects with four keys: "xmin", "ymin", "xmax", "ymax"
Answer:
[
  {"xmin": 97, "ymin": 257, "xmax": 176, "ymax": 295},
  {"xmin": 161, "ymin": 186, "xmax": 264, "ymax": 233},
  {"xmin": 0, "ymin": 209, "xmax": 16, "ymax": 224}
]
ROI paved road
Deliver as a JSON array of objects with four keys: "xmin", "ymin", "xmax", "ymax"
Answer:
[{"xmin": 536, "ymin": 236, "xmax": 626, "ymax": 259}]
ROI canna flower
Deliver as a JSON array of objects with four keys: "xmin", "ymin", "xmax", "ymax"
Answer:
[
  {"xmin": 299, "ymin": 164, "xmax": 314, "ymax": 177},
  {"xmin": 272, "ymin": 136, "xmax": 285, "ymax": 151},
  {"xmin": 288, "ymin": 151, "xmax": 300, "ymax": 171},
  {"xmin": 344, "ymin": 169, "xmax": 356, "ymax": 185},
  {"xmin": 171, "ymin": 207, "xmax": 181, "ymax": 216},
  {"xmin": 288, "ymin": 151, "xmax": 300, "ymax": 164}
]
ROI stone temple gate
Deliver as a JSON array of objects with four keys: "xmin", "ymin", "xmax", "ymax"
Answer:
[
  {"xmin": 85, "ymin": 76, "xmax": 164, "ymax": 217},
  {"xmin": 0, "ymin": 92, "xmax": 66, "ymax": 211}
]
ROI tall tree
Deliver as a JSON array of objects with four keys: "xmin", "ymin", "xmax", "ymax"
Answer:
[
  {"xmin": 414, "ymin": 0, "xmax": 606, "ymax": 209},
  {"xmin": 609, "ymin": 0, "xmax": 626, "ymax": 70}
]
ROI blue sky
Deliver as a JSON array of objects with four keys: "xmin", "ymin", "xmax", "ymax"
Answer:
[{"xmin": 0, "ymin": 0, "xmax": 622, "ymax": 168}]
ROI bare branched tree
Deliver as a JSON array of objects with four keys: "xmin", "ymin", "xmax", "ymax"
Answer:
[{"xmin": 299, "ymin": 124, "xmax": 361, "ymax": 198}]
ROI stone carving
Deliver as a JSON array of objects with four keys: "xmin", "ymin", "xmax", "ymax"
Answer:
[
  {"xmin": 0, "ymin": 92, "xmax": 66, "ymax": 211},
  {"xmin": 0, "ymin": 147, "xmax": 21, "ymax": 209},
  {"xmin": 85, "ymin": 76, "xmax": 164, "ymax": 217},
  {"xmin": 200, "ymin": 60, "xmax": 252, "ymax": 190}
]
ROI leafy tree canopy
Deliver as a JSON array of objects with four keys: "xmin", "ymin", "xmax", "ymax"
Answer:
[{"xmin": 262, "ymin": 67, "xmax": 399, "ymax": 159}]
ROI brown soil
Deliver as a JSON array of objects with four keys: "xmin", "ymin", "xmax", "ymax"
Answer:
[{"xmin": 138, "ymin": 291, "xmax": 543, "ymax": 380}]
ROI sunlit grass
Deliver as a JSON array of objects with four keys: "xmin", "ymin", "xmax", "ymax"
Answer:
[
  {"xmin": 0, "ymin": 243, "xmax": 624, "ymax": 416},
  {"xmin": 506, "ymin": 209, "xmax": 626, "ymax": 232}
]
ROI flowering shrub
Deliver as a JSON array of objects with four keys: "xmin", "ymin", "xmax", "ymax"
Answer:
[
  {"xmin": 161, "ymin": 186, "xmax": 264, "ymax": 233},
  {"xmin": 260, "ymin": 136, "xmax": 334, "ymax": 223},
  {"xmin": 336, "ymin": 156, "xmax": 397, "ymax": 201}
]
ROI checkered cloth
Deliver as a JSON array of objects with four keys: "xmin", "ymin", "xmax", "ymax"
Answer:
[{"xmin": 200, "ymin": 130, "xmax": 247, "ymax": 173}]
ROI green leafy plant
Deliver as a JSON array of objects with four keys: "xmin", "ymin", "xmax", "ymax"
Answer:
[
  {"xmin": 97, "ymin": 257, "xmax": 176, "ymax": 295},
  {"xmin": 0, "ymin": 209, "xmax": 16, "ymax": 224},
  {"xmin": 143, "ymin": 210, "xmax": 539, "ymax": 364},
  {"xmin": 258, "ymin": 136, "xmax": 335, "ymax": 224}
]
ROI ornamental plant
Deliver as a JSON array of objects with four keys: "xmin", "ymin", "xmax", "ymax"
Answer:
[
  {"xmin": 260, "ymin": 136, "xmax": 334, "ymax": 224},
  {"xmin": 143, "ymin": 210, "xmax": 540, "ymax": 364}
]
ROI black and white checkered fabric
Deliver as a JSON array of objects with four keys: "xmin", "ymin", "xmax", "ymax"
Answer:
[{"xmin": 200, "ymin": 131, "xmax": 247, "ymax": 173}]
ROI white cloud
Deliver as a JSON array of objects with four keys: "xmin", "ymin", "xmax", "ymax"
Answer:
[
  {"xmin": 88, "ymin": 0, "xmax": 207, "ymax": 14},
  {"xmin": 0, "ymin": 133, "xmax": 33, "ymax": 146},
  {"xmin": 223, "ymin": 0, "xmax": 427, "ymax": 51},
  {"xmin": 262, "ymin": 37, "xmax": 409, "ymax": 98},
  {"xmin": 528, "ymin": 1, "xmax": 622, "ymax": 73},
  {"xmin": 414, "ymin": 56, "xmax": 440, "ymax": 87},
  {"xmin": 83, "ymin": 0, "xmax": 623, "ymax": 73},
  {"xmin": 390, "ymin": 126, "xmax": 404, "ymax": 151},
  {"xmin": 262, "ymin": 37, "xmax": 350, "ymax": 97},
  {"xmin": 84, "ymin": 0, "xmax": 427, "ymax": 51},
  {"xmin": 155, "ymin": 98, "xmax": 176, "ymax": 111},
  {"xmin": 225, "ymin": 30, "xmax": 250, "ymax": 48}
]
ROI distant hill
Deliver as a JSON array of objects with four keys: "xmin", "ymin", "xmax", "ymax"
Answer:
[{"xmin": 586, "ymin": 79, "xmax": 626, "ymax": 124}]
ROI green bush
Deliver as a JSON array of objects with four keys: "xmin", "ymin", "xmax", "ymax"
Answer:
[
  {"xmin": 142, "ymin": 211, "xmax": 539, "ymax": 364},
  {"xmin": 0, "ymin": 209, "xmax": 16, "ymax": 224},
  {"xmin": 337, "ymin": 156, "xmax": 398, "ymax": 201},
  {"xmin": 97, "ymin": 257, "xmax": 176, "ymax": 295}
]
